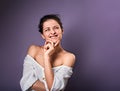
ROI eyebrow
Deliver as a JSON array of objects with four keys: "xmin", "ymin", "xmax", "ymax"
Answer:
[{"xmin": 43, "ymin": 25, "xmax": 59, "ymax": 29}]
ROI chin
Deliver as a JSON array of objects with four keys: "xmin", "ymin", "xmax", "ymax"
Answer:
[{"xmin": 53, "ymin": 40, "xmax": 60, "ymax": 45}]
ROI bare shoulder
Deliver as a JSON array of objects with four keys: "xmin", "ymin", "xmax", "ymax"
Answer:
[
  {"xmin": 27, "ymin": 44, "xmax": 40, "ymax": 58},
  {"xmin": 63, "ymin": 51, "xmax": 76, "ymax": 67}
]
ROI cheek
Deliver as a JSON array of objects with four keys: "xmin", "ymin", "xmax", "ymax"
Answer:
[
  {"xmin": 58, "ymin": 33, "xmax": 63, "ymax": 39},
  {"xmin": 44, "ymin": 33, "xmax": 49, "ymax": 37},
  {"xmin": 57, "ymin": 30, "xmax": 63, "ymax": 35},
  {"xmin": 42, "ymin": 34, "xmax": 49, "ymax": 40}
]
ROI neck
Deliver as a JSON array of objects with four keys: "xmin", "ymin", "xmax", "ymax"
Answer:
[
  {"xmin": 54, "ymin": 44, "xmax": 63, "ymax": 54},
  {"xmin": 50, "ymin": 44, "xmax": 63, "ymax": 63}
]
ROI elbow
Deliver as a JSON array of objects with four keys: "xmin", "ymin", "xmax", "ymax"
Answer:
[
  {"xmin": 47, "ymin": 78, "xmax": 55, "ymax": 91},
  {"xmin": 47, "ymin": 82, "xmax": 54, "ymax": 91}
]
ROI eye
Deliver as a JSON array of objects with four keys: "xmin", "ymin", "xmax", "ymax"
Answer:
[
  {"xmin": 54, "ymin": 26, "xmax": 59, "ymax": 29},
  {"xmin": 44, "ymin": 29, "xmax": 48, "ymax": 32},
  {"xmin": 44, "ymin": 28, "xmax": 50, "ymax": 32}
]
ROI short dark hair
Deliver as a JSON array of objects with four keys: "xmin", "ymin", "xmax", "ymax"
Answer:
[{"xmin": 38, "ymin": 14, "xmax": 63, "ymax": 34}]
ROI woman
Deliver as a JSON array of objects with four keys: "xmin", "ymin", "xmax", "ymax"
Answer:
[{"xmin": 20, "ymin": 14, "xmax": 75, "ymax": 91}]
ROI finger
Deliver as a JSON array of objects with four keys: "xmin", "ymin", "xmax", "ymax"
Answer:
[
  {"xmin": 44, "ymin": 44, "xmax": 48, "ymax": 50},
  {"xmin": 45, "ymin": 40, "xmax": 54, "ymax": 45},
  {"xmin": 45, "ymin": 40, "xmax": 55, "ymax": 47},
  {"xmin": 45, "ymin": 42, "xmax": 54, "ymax": 50},
  {"xmin": 45, "ymin": 41, "xmax": 51, "ymax": 45},
  {"xmin": 54, "ymin": 41, "xmax": 59, "ymax": 47}
]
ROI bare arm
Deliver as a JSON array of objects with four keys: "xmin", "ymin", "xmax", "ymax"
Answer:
[
  {"xmin": 43, "ymin": 41, "xmax": 76, "ymax": 90},
  {"xmin": 31, "ymin": 80, "xmax": 46, "ymax": 91},
  {"xmin": 44, "ymin": 56, "xmax": 54, "ymax": 90},
  {"xmin": 43, "ymin": 41, "xmax": 55, "ymax": 90}
]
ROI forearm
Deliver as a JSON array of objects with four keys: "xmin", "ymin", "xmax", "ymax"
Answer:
[
  {"xmin": 44, "ymin": 57, "xmax": 54, "ymax": 90},
  {"xmin": 31, "ymin": 80, "xmax": 46, "ymax": 91}
]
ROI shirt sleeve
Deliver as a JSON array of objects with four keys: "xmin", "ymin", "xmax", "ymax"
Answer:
[
  {"xmin": 50, "ymin": 65, "xmax": 73, "ymax": 91},
  {"xmin": 20, "ymin": 55, "xmax": 40, "ymax": 91}
]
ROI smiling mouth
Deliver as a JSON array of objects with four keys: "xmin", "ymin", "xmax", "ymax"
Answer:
[{"xmin": 50, "ymin": 35, "xmax": 58, "ymax": 38}]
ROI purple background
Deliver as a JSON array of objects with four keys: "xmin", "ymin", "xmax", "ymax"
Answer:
[{"xmin": 0, "ymin": 0, "xmax": 120, "ymax": 91}]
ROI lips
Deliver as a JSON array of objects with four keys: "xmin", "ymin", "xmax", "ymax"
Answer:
[{"xmin": 50, "ymin": 35, "xmax": 58, "ymax": 38}]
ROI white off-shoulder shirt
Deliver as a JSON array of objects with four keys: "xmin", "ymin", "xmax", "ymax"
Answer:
[{"xmin": 20, "ymin": 55, "xmax": 73, "ymax": 91}]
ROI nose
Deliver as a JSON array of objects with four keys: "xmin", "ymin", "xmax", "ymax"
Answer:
[{"xmin": 51, "ymin": 29, "xmax": 56, "ymax": 34}]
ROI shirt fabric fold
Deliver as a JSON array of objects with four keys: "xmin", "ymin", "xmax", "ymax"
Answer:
[{"xmin": 20, "ymin": 55, "xmax": 73, "ymax": 91}]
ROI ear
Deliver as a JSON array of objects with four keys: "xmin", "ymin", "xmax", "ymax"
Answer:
[{"xmin": 41, "ymin": 34, "xmax": 45, "ymax": 39}]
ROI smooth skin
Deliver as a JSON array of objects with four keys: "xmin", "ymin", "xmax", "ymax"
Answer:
[{"xmin": 27, "ymin": 19, "xmax": 75, "ymax": 91}]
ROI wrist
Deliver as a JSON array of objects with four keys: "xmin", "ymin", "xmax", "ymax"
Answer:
[{"xmin": 44, "ymin": 53, "xmax": 49, "ymax": 58}]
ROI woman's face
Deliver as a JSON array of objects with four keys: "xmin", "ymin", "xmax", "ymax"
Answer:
[{"xmin": 41, "ymin": 19, "xmax": 63, "ymax": 45}]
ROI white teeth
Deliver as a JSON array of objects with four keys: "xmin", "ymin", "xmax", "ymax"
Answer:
[{"xmin": 50, "ymin": 35, "xmax": 57, "ymax": 38}]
